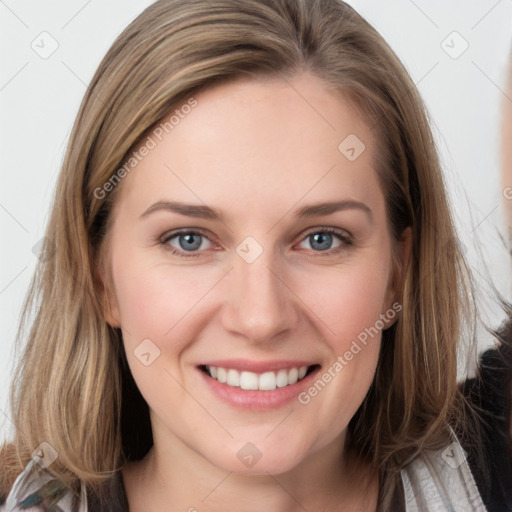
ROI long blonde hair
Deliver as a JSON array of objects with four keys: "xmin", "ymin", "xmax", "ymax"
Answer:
[{"xmin": 1, "ymin": 0, "xmax": 475, "ymax": 508}]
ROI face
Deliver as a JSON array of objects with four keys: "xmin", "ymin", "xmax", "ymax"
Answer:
[{"xmin": 101, "ymin": 72, "xmax": 407, "ymax": 476}]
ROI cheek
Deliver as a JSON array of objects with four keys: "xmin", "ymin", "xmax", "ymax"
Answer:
[
  {"xmin": 296, "ymin": 257, "xmax": 392, "ymax": 350},
  {"xmin": 111, "ymin": 257, "xmax": 218, "ymax": 407},
  {"xmin": 111, "ymin": 227, "xmax": 393, "ymax": 352},
  {"xmin": 111, "ymin": 250, "xmax": 217, "ymax": 340}
]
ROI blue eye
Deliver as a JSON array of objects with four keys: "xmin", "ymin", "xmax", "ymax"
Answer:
[
  {"xmin": 161, "ymin": 230, "xmax": 212, "ymax": 257},
  {"xmin": 159, "ymin": 227, "xmax": 351, "ymax": 258},
  {"xmin": 306, "ymin": 232, "xmax": 335, "ymax": 251},
  {"xmin": 298, "ymin": 228, "xmax": 351, "ymax": 254}
]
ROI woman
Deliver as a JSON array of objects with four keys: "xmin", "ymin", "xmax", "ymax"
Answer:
[{"xmin": 0, "ymin": 0, "xmax": 487, "ymax": 510}]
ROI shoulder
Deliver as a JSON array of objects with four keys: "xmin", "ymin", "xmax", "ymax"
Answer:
[
  {"xmin": 463, "ymin": 343, "xmax": 511, "ymax": 410},
  {"xmin": 1, "ymin": 458, "xmax": 83, "ymax": 512},
  {"xmin": 460, "ymin": 341, "xmax": 512, "ymax": 510},
  {"xmin": 0, "ymin": 443, "xmax": 23, "ymax": 510},
  {"xmin": 400, "ymin": 431, "xmax": 489, "ymax": 511},
  {"xmin": 1, "ymin": 458, "xmax": 127, "ymax": 512}
]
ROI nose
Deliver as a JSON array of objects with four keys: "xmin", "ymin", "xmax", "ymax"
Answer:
[{"xmin": 221, "ymin": 250, "xmax": 299, "ymax": 345}]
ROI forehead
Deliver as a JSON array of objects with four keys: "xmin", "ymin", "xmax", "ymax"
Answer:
[{"xmin": 114, "ymin": 72, "xmax": 384, "ymax": 224}]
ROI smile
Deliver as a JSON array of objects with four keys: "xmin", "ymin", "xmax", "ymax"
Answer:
[{"xmin": 199, "ymin": 364, "xmax": 319, "ymax": 391}]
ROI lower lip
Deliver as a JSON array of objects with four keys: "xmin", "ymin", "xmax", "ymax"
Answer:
[{"xmin": 198, "ymin": 366, "xmax": 321, "ymax": 410}]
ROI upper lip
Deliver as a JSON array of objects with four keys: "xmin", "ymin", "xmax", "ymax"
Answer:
[{"xmin": 198, "ymin": 359, "xmax": 319, "ymax": 373}]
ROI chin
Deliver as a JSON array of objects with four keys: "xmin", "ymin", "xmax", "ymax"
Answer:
[{"xmin": 207, "ymin": 443, "xmax": 307, "ymax": 476}]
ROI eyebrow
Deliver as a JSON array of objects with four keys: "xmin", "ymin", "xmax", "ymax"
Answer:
[{"xmin": 139, "ymin": 200, "xmax": 372, "ymax": 221}]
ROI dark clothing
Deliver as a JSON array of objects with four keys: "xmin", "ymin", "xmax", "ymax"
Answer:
[{"xmin": 461, "ymin": 331, "xmax": 512, "ymax": 511}]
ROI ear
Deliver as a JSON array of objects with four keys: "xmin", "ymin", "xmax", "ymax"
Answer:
[
  {"xmin": 94, "ymin": 255, "xmax": 121, "ymax": 328},
  {"xmin": 384, "ymin": 226, "xmax": 412, "ymax": 315}
]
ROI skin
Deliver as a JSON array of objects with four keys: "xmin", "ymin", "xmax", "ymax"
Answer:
[{"xmin": 100, "ymin": 71, "xmax": 411, "ymax": 511}]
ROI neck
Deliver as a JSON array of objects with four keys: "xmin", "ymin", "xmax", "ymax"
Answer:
[{"xmin": 122, "ymin": 430, "xmax": 378, "ymax": 511}]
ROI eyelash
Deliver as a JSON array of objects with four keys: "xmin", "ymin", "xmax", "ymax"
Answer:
[{"xmin": 159, "ymin": 227, "xmax": 353, "ymax": 259}]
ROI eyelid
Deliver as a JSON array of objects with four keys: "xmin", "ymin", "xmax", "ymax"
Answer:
[
  {"xmin": 159, "ymin": 226, "xmax": 353, "ymax": 258},
  {"xmin": 294, "ymin": 226, "xmax": 353, "ymax": 253},
  {"xmin": 160, "ymin": 228, "xmax": 218, "ymax": 253},
  {"xmin": 160, "ymin": 227, "xmax": 213, "ymax": 244},
  {"xmin": 299, "ymin": 226, "xmax": 352, "ymax": 242}
]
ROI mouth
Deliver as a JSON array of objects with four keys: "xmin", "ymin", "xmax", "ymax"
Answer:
[{"xmin": 198, "ymin": 363, "xmax": 321, "ymax": 391}]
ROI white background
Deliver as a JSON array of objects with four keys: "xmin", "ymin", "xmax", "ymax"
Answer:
[{"xmin": 1, "ymin": 0, "xmax": 512, "ymax": 442}]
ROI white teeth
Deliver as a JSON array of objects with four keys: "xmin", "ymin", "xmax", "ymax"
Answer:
[
  {"xmin": 288, "ymin": 367, "xmax": 299, "ymax": 385},
  {"xmin": 240, "ymin": 371, "xmax": 259, "ymax": 390},
  {"xmin": 227, "ymin": 369, "xmax": 240, "ymax": 387},
  {"xmin": 276, "ymin": 369, "xmax": 288, "ymax": 388},
  {"xmin": 217, "ymin": 367, "xmax": 227, "ymax": 383},
  {"xmin": 259, "ymin": 371, "xmax": 277, "ymax": 391},
  {"xmin": 205, "ymin": 365, "xmax": 311, "ymax": 391}
]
